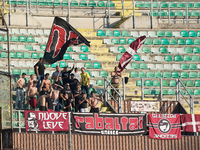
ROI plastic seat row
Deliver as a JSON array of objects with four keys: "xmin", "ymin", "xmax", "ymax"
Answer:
[
  {"xmin": 0, "ymin": 35, "xmax": 35, "ymax": 43},
  {"xmin": 136, "ymin": 79, "xmax": 200, "ymax": 87},
  {"xmin": 163, "ymin": 55, "xmax": 200, "ymax": 62},
  {"xmin": 0, "ymin": 51, "xmax": 43, "ymax": 59},
  {"xmin": 9, "ymin": 28, "xmax": 50, "ymax": 36},
  {"xmin": 156, "ymin": 30, "xmax": 200, "ymax": 37},
  {"xmin": 127, "ymin": 63, "xmax": 200, "ymax": 70},
  {"xmin": 150, "ymin": 10, "xmax": 200, "ymax": 17},
  {"xmin": 130, "ymin": 71, "xmax": 200, "ymax": 78},
  {"xmin": 136, "ymin": 1, "xmax": 200, "ymax": 8}
]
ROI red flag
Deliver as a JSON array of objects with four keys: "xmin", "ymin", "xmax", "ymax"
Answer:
[
  {"xmin": 118, "ymin": 35, "xmax": 146, "ymax": 72},
  {"xmin": 181, "ymin": 114, "xmax": 200, "ymax": 132}
]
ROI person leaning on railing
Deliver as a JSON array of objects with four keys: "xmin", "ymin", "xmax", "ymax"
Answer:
[{"xmin": 111, "ymin": 66, "xmax": 122, "ymax": 100}]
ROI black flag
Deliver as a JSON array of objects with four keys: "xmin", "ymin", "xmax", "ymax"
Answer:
[{"xmin": 43, "ymin": 17, "xmax": 90, "ymax": 64}]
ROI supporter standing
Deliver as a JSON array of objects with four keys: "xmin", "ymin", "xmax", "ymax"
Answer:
[
  {"xmin": 27, "ymin": 74, "xmax": 34, "ymax": 90},
  {"xmin": 80, "ymin": 67, "xmax": 90, "ymax": 99},
  {"xmin": 51, "ymin": 65, "xmax": 62, "ymax": 82},
  {"xmin": 62, "ymin": 64, "xmax": 75, "ymax": 87},
  {"xmin": 74, "ymin": 67, "xmax": 81, "ymax": 82},
  {"xmin": 38, "ymin": 86, "xmax": 49, "ymax": 111},
  {"xmin": 52, "ymin": 84, "xmax": 63, "ymax": 111},
  {"xmin": 46, "ymin": 89, "xmax": 54, "ymax": 111},
  {"xmin": 79, "ymin": 91, "xmax": 90, "ymax": 112},
  {"xmin": 69, "ymin": 73, "xmax": 79, "ymax": 94},
  {"xmin": 62, "ymin": 93, "xmax": 72, "ymax": 112},
  {"xmin": 89, "ymin": 92, "xmax": 104, "ymax": 113},
  {"xmin": 111, "ymin": 66, "xmax": 122, "ymax": 100},
  {"xmin": 73, "ymin": 84, "xmax": 82, "ymax": 112},
  {"xmin": 34, "ymin": 58, "xmax": 46, "ymax": 91},
  {"xmin": 55, "ymin": 71, "xmax": 63, "ymax": 87},
  {"xmin": 27, "ymin": 81, "xmax": 39, "ymax": 110},
  {"xmin": 40, "ymin": 73, "xmax": 52, "ymax": 91},
  {"xmin": 15, "ymin": 73, "xmax": 26, "ymax": 109}
]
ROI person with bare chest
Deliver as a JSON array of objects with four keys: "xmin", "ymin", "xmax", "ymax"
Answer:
[
  {"xmin": 27, "ymin": 74, "xmax": 34, "ymax": 90},
  {"xmin": 40, "ymin": 73, "xmax": 52, "ymax": 92},
  {"xmin": 27, "ymin": 81, "xmax": 39, "ymax": 110},
  {"xmin": 15, "ymin": 73, "xmax": 26, "ymax": 109},
  {"xmin": 89, "ymin": 92, "xmax": 104, "ymax": 113},
  {"xmin": 38, "ymin": 86, "xmax": 49, "ymax": 111},
  {"xmin": 52, "ymin": 84, "xmax": 63, "ymax": 111}
]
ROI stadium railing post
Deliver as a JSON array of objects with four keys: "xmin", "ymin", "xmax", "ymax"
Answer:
[
  {"xmin": 186, "ymin": 3, "xmax": 188, "ymax": 24},
  {"xmin": 168, "ymin": 2, "xmax": 170, "ymax": 25},
  {"xmin": 108, "ymin": 0, "xmax": 110, "ymax": 28},
  {"xmin": 104, "ymin": 77, "xmax": 108, "ymax": 107},
  {"xmin": 122, "ymin": 77, "xmax": 125, "ymax": 101},
  {"xmin": 132, "ymin": 0, "xmax": 135, "ymax": 28},
  {"xmin": 26, "ymin": 0, "xmax": 28, "ymax": 26},
  {"xmin": 176, "ymin": 79, "xmax": 179, "ymax": 101},
  {"xmin": 150, "ymin": 0, "xmax": 153, "ymax": 29},
  {"xmin": 141, "ymin": 78, "xmax": 144, "ymax": 101},
  {"xmin": 160, "ymin": 78, "xmax": 162, "ymax": 101},
  {"xmin": 68, "ymin": 112, "xmax": 72, "ymax": 150},
  {"xmin": 9, "ymin": 0, "xmax": 11, "ymax": 25},
  {"xmin": 67, "ymin": 0, "xmax": 70, "ymax": 23}
]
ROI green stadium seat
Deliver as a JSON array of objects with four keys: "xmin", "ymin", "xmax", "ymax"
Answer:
[
  {"xmin": 186, "ymin": 2, "xmax": 193, "ymax": 8},
  {"xmin": 161, "ymin": 38, "xmax": 169, "ymax": 45},
  {"xmin": 169, "ymin": 39, "xmax": 177, "ymax": 45},
  {"xmin": 38, "ymin": 0, "xmax": 45, "ymax": 5},
  {"xmin": 195, "ymin": 80, "xmax": 200, "ymax": 87},
  {"xmin": 180, "ymin": 31, "xmax": 188, "ymax": 37},
  {"xmin": 31, "ymin": 52, "xmax": 39, "ymax": 59},
  {"xmin": 160, "ymin": 1, "xmax": 168, "ymax": 8},
  {"xmin": 30, "ymin": 0, "xmax": 37, "ymax": 5},
  {"xmin": 118, "ymin": 46, "xmax": 126, "ymax": 53},
  {"xmin": 53, "ymin": 0, "xmax": 61, "ymax": 6},
  {"xmin": 67, "ymin": 46, "xmax": 73, "ymax": 52},
  {"xmin": 84, "ymin": 62, "xmax": 93, "ymax": 69},
  {"xmin": 180, "ymin": 72, "xmax": 188, "ymax": 78},
  {"xmin": 27, "ymin": 36, "xmax": 34, "ymax": 43},
  {"xmin": 186, "ymin": 39, "xmax": 194, "ymax": 45},
  {"xmin": 79, "ymin": 0, "xmax": 87, "ymax": 6},
  {"xmin": 99, "ymin": 71, "xmax": 107, "ymax": 77},
  {"xmin": 198, "ymin": 72, "xmax": 200, "ymax": 78},
  {"xmin": 186, "ymin": 80, "xmax": 194, "ymax": 87},
  {"xmin": 168, "ymin": 89, "xmax": 176, "ymax": 95},
  {"xmin": 143, "ymin": 1, "xmax": 150, "ymax": 7},
  {"xmin": 119, "ymin": 38, "xmax": 127, "ymax": 44},
  {"xmin": 192, "ymin": 55, "xmax": 199, "ymax": 61},
  {"xmin": 21, "ymin": 69, "xmax": 27, "ymax": 75},
  {"xmin": 88, "ymin": 1, "xmax": 97, "ymax": 7},
  {"xmin": 135, "ymin": 1, "xmax": 143, "ymax": 7},
  {"xmin": 89, "ymin": 87, "xmax": 96, "ymax": 94},
  {"xmin": 0, "ymin": 44, "xmax": 2, "ymax": 50},
  {"xmin": 194, "ymin": 89, "xmax": 200, "ymax": 95},
  {"xmin": 177, "ymin": 2, "xmax": 185, "ymax": 8},
  {"xmin": 111, "ymin": 38, "xmax": 119, "ymax": 44},
  {"xmin": 25, "ymin": 44, "xmax": 33, "ymax": 51},
  {"xmin": 162, "ymin": 80, "xmax": 168, "ymax": 86},
  {"xmin": 181, "ymin": 63, "xmax": 188, "ymax": 70},
  {"xmin": 180, "ymin": 80, "xmax": 186, "ymax": 87},
  {"xmin": 144, "ymin": 39, "xmax": 151, "ymax": 45},
  {"xmin": 139, "ymin": 63, "xmax": 147, "ymax": 69},
  {"xmin": 105, "ymin": 30, "xmax": 113, "ymax": 36},
  {"xmin": 51, "ymin": 62, "xmax": 58, "ymax": 68},
  {"xmin": 116, "ymin": 54, "xmax": 122, "ymax": 61},
  {"xmin": 169, "ymin": 2, "xmax": 176, "ymax": 8},
  {"xmin": 138, "ymin": 71, "xmax": 145, "ymax": 78},
  {"xmin": 171, "ymin": 71, "xmax": 179, "ymax": 78},
  {"xmin": 93, "ymin": 62, "xmax": 101, "ymax": 69},
  {"xmin": 174, "ymin": 55, "xmax": 182, "ymax": 61},
  {"xmin": 46, "ymin": 0, "xmax": 53, "ymax": 5},
  {"xmin": 183, "ymin": 55, "xmax": 191, "ymax": 61},
  {"xmin": 23, "ymin": 52, "xmax": 31, "ymax": 59},
  {"xmin": 175, "ymin": 10, "xmax": 183, "ymax": 17},
  {"xmin": 144, "ymin": 80, "xmax": 153, "ymax": 86},
  {"xmin": 184, "ymin": 47, "xmax": 192, "ymax": 53},
  {"xmin": 11, "ymin": 36, "xmax": 18, "ymax": 42},
  {"xmin": 97, "ymin": 79, "xmax": 104, "ymax": 86},
  {"xmin": 153, "ymin": 80, "xmax": 160, "ymax": 86},
  {"xmin": 189, "ymin": 31, "xmax": 197, "ymax": 37},
  {"xmin": 154, "ymin": 71, "xmax": 162, "ymax": 78},
  {"xmin": 70, "ymin": 0, "xmax": 78, "ymax": 6},
  {"xmin": 164, "ymin": 55, "xmax": 172, "ymax": 61},
  {"xmin": 152, "ymin": 2, "xmax": 158, "ymax": 7},
  {"xmin": 142, "ymin": 47, "xmax": 150, "ymax": 53},
  {"xmin": 146, "ymin": 71, "xmax": 153, "ymax": 78},
  {"xmin": 169, "ymin": 80, "xmax": 176, "ymax": 87},
  {"xmin": 144, "ymin": 89, "xmax": 151, "ymax": 95},
  {"xmin": 162, "ymin": 89, "xmax": 168, "ymax": 95},
  {"xmin": 0, "ymin": 35, "xmax": 3, "ymax": 41},
  {"xmin": 113, "ymin": 30, "xmax": 121, "ymax": 37},
  {"xmin": 1, "ymin": 52, "xmax": 7, "ymax": 58},
  {"xmin": 10, "ymin": 52, "xmax": 16, "ymax": 58},
  {"xmin": 191, "ymin": 10, "xmax": 199, "ymax": 17},
  {"xmin": 194, "ymin": 39, "xmax": 200, "ymax": 45},
  {"xmin": 167, "ymin": 10, "xmax": 175, "ymax": 17},
  {"xmin": 189, "ymin": 63, "xmax": 197, "ymax": 70},
  {"xmin": 156, "ymin": 30, "xmax": 164, "ymax": 37},
  {"xmin": 132, "ymin": 55, "xmax": 140, "ymax": 61},
  {"xmin": 63, "ymin": 53, "xmax": 71, "ymax": 60},
  {"xmin": 28, "ymin": 69, "xmax": 35, "ymax": 75},
  {"xmin": 177, "ymin": 39, "xmax": 185, "ymax": 45},
  {"xmin": 165, "ymin": 31, "xmax": 172, "ymax": 37},
  {"xmin": 130, "ymin": 71, "xmax": 138, "ymax": 78},
  {"xmin": 185, "ymin": 89, "xmax": 194, "ymax": 95},
  {"xmin": 16, "ymin": 52, "xmax": 23, "ymax": 58},
  {"xmin": 122, "ymin": 31, "xmax": 130, "ymax": 37},
  {"xmin": 159, "ymin": 47, "xmax": 168, "ymax": 53},
  {"xmin": 4, "ymin": 35, "xmax": 11, "ymax": 42},
  {"xmin": 19, "ymin": 36, "xmax": 26, "ymax": 42},
  {"xmin": 106, "ymin": 1, "xmax": 114, "ymax": 7},
  {"xmin": 189, "ymin": 71, "xmax": 197, "ymax": 78},
  {"xmin": 158, "ymin": 10, "xmax": 166, "ymax": 17},
  {"xmin": 12, "ymin": 69, "xmax": 20, "ymax": 75},
  {"xmin": 59, "ymin": 61, "xmax": 67, "ymax": 68},
  {"xmin": 39, "ymin": 53, "xmax": 44, "ymax": 58},
  {"xmin": 97, "ymin": 30, "xmax": 105, "ymax": 36},
  {"xmin": 40, "ymin": 45, "xmax": 46, "ymax": 51},
  {"xmin": 97, "ymin": 1, "xmax": 105, "ymax": 7},
  {"xmin": 183, "ymin": 10, "xmax": 191, "ymax": 17},
  {"xmin": 149, "ymin": 10, "xmax": 157, "ymax": 16},
  {"xmin": 194, "ymin": 2, "xmax": 200, "ymax": 8},
  {"xmin": 152, "ymin": 89, "xmax": 160, "ymax": 95},
  {"xmin": 131, "ymin": 63, "xmax": 139, "ymax": 69},
  {"xmin": 62, "ymin": 0, "xmax": 68, "ymax": 6},
  {"xmin": 136, "ymin": 80, "xmax": 141, "ymax": 86},
  {"xmin": 153, "ymin": 39, "xmax": 161, "ymax": 45},
  {"xmin": 128, "ymin": 38, "xmax": 135, "ymax": 44},
  {"xmin": 193, "ymin": 47, "xmax": 200, "ymax": 53},
  {"xmin": 79, "ymin": 53, "xmax": 88, "ymax": 60}
]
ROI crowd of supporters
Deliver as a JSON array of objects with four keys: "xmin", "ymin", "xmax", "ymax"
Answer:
[{"xmin": 15, "ymin": 58, "xmax": 103, "ymax": 113}]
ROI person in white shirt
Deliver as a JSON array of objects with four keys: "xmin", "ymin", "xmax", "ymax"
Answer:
[{"xmin": 74, "ymin": 67, "xmax": 81, "ymax": 82}]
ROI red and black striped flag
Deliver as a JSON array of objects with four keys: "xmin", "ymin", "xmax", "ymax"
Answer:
[
  {"xmin": 118, "ymin": 35, "xmax": 146, "ymax": 72},
  {"xmin": 43, "ymin": 17, "xmax": 90, "ymax": 64}
]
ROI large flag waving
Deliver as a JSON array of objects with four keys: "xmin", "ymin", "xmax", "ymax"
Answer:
[
  {"xmin": 43, "ymin": 17, "xmax": 90, "ymax": 64},
  {"xmin": 118, "ymin": 35, "xmax": 146, "ymax": 72}
]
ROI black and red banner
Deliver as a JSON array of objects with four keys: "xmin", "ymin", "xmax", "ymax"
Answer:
[
  {"xmin": 43, "ymin": 17, "xmax": 90, "ymax": 64},
  {"xmin": 72, "ymin": 113, "xmax": 147, "ymax": 135},
  {"xmin": 181, "ymin": 114, "xmax": 200, "ymax": 132},
  {"xmin": 149, "ymin": 114, "xmax": 181, "ymax": 139},
  {"xmin": 24, "ymin": 110, "xmax": 69, "ymax": 132}
]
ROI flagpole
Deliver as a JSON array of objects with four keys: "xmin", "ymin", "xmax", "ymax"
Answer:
[{"xmin": 68, "ymin": 0, "xmax": 70, "ymax": 23}]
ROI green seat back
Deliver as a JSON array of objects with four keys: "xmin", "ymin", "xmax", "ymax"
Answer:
[
  {"xmin": 162, "ymin": 80, "xmax": 168, "ymax": 86},
  {"xmin": 192, "ymin": 55, "xmax": 199, "ymax": 61},
  {"xmin": 146, "ymin": 71, "xmax": 153, "ymax": 78},
  {"xmin": 195, "ymin": 80, "xmax": 200, "ymax": 87},
  {"xmin": 99, "ymin": 71, "xmax": 107, "ymax": 77},
  {"xmin": 152, "ymin": 89, "xmax": 160, "ymax": 95},
  {"xmin": 153, "ymin": 39, "xmax": 161, "ymax": 45},
  {"xmin": 144, "ymin": 39, "xmax": 151, "ymax": 45},
  {"xmin": 128, "ymin": 38, "xmax": 135, "ymax": 44},
  {"xmin": 189, "ymin": 63, "xmax": 197, "ymax": 70},
  {"xmin": 194, "ymin": 89, "xmax": 200, "ymax": 95},
  {"xmin": 153, "ymin": 80, "xmax": 160, "ymax": 86},
  {"xmin": 180, "ymin": 72, "xmax": 188, "ymax": 78},
  {"xmin": 131, "ymin": 63, "xmax": 138, "ymax": 69},
  {"xmin": 81, "ymin": 46, "xmax": 89, "ymax": 52},
  {"xmin": 154, "ymin": 71, "xmax": 162, "ymax": 78},
  {"xmin": 85, "ymin": 70, "xmax": 91, "ymax": 76},
  {"xmin": 186, "ymin": 39, "xmax": 194, "ymax": 45},
  {"xmin": 46, "ymin": 0, "xmax": 53, "ymax": 6},
  {"xmin": 169, "ymin": 2, "xmax": 176, "ymax": 8},
  {"xmin": 132, "ymin": 55, "xmax": 140, "ymax": 61},
  {"xmin": 169, "ymin": 39, "xmax": 177, "ymax": 45},
  {"xmin": 1, "ymin": 52, "xmax": 8, "ymax": 58},
  {"xmin": 144, "ymin": 80, "xmax": 153, "ymax": 86},
  {"xmin": 70, "ymin": 0, "xmax": 78, "ymax": 6},
  {"xmin": 0, "ymin": 44, "xmax": 2, "ymax": 50},
  {"xmin": 171, "ymin": 71, "xmax": 179, "ymax": 78},
  {"xmin": 183, "ymin": 55, "xmax": 191, "ymax": 61},
  {"xmin": 19, "ymin": 36, "xmax": 26, "ymax": 42},
  {"xmin": 189, "ymin": 31, "xmax": 196, "ymax": 37},
  {"xmin": 38, "ymin": 0, "xmax": 45, "ymax": 5},
  {"xmin": 111, "ymin": 38, "xmax": 119, "ymax": 44},
  {"xmin": 0, "ymin": 35, "xmax": 3, "ymax": 41},
  {"xmin": 181, "ymin": 63, "xmax": 188, "ymax": 70},
  {"xmin": 62, "ymin": 0, "xmax": 68, "ymax": 6},
  {"xmin": 106, "ymin": 1, "xmax": 114, "ymax": 7},
  {"xmin": 118, "ymin": 46, "xmax": 126, "ymax": 53},
  {"xmin": 51, "ymin": 62, "xmax": 58, "ymax": 68},
  {"xmin": 163, "ymin": 72, "xmax": 171, "ymax": 78},
  {"xmin": 113, "ymin": 30, "xmax": 121, "ymax": 37},
  {"xmin": 136, "ymin": 80, "xmax": 141, "ymax": 86},
  {"xmin": 28, "ymin": 69, "xmax": 35, "ymax": 75},
  {"xmin": 21, "ymin": 69, "xmax": 28, "ymax": 75},
  {"xmin": 168, "ymin": 89, "xmax": 175, "ymax": 95},
  {"xmin": 25, "ymin": 44, "xmax": 33, "ymax": 51},
  {"xmin": 40, "ymin": 45, "xmax": 46, "ymax": 51},
  {"xmin": 139, "ymin": 63, "xmax": 147, "ymax": 69},
  {"xmin": 135, "ymin": 1, "xmax": 143, "ymax": 8},
  {"xmin": 11, "ymin": 36, "xmax": 18, "ymax": 42},
  {"xmin": 79, "ymin": 0, "xmax": 87, "ymax": 6},
  {"xmin": 88, "ymin": 1, "xmax": 96, "ymax": 7},
  {"xmin": 63, "ymin": 53, "xmax": 71, "ymax": 60},
  {"xmin": 175, "ymin": 10, "xmax": 183, "ymax": 17},
  {"xmin": 191, "ymin": 10, "xmax": 199, "ymax": 17},
  {"xmin": 186, "ymin": 2, "xmax": 193, "ymax": 8},
  {"xmin": 156, "ymin": 30, "xmax": 164, "ymax": 37},
  {"xmin": 23, "ymin": 52, "xmax": 31, "ymax": 59},
  {"xmin": 16, "ymin": 52, "xmax": 23, "ymax": 58},
  {"xmin": 185, "ymin": 89, "xmax": 193, "ymax": 95},
  {"xmin": 164, "ymin": 55, "xmax": 172, "ymax": 61},
  {"xmin": 105, "ymin": 30, "xmax": 113, "ymax": 36},
  {"xmin": 93, "ymin": 62, "xmax": 101, "ymax": 69},
  {"xmin": 130, "ymin": 71, "xmax": 138, "ymax": 78},
  {"xmin": 31, "ymin": 52, "xmax": 39, "ymax": 59},
  {"xmin": 177, "ymin": 2, "xmax": 185, "ymax": 8},
  {"xmin": 84, "ymin": 62, "xmax": 93, "ymax": 69},
  {"xmin": 193, "ymin": 47, "xmax": 200, "ymax": 53},
  {"xmin": 194, "ymin": 2, "xmax": 200, "ymax": 8},
  {"xmin": 180, "ymin": 31, "xmax": 188, "ymax": 37},
  {"xmin": 97, "ymin": 30, "xmax": 105, "ymax": 36},
  {"xmin": 165, "ymin": 31, "xmax": 172, "ymax": 37},
  {"xmin": 149, "ymin": 10, "xmax": 157, "ymax": 16},
  {"xmin": 167, "ymin": 10, "xmax": 175, "ymax": 17},
  {"xmin": 59, "ymin": 61, "xmax": 67, "ymax": 68},
  {"xmin": 144, "ymin": 89, "xmax": 151, "ymax": 95},
  {"xmin": 194, "ymin": 39, "xmax": 200, "ymax": 45},
  {"xmin": 152, "ymin": 2, "xmax": 158, "ymax": 8},
  {"xmin": 54, "ymin": 0, "xmax": 61, "ymax": 6},
  {"xmin": 189, "ymin": 71, "xmax": 197, "ymax": 78},
  {"xmin": 26, "ymin": 36, "xmax": 34, "ymax": 42},
  {"xmin": 138, "ymin": 71, "xmax": 145, "ymax": 78},
  {"xmin": 97, "ymin": 1, "xmax": 105, "ymax": 7},
  {"xmin": 142, "ymin": 47, "xmax": 150, "ymax": 53},
  {"xmin": 184, "ymin": 47, "xmax": 192, "ymax": 53},
  {"xmin": 174, "ymin": 55, "xmax": 182, "ymax": 61},
  {"xmin": 116, "ymin": 54, "xmax": 122, "ymax": 61},
  {"xmin": 96, "ymin": 79, "xmax": 104, "ymax": 86},
  {"xmin": 122, "ymin": 31, "xmax": 130, "ymax": 37},
  {"xmin": 79, "ymin": 53, "xmax": 88, "ymax": 60},
  {"xmin": 177, "ymin": 39, "xmax": 185, "ymax": 45},
  {"xmin": 158, "ymin": 10, "xmax": 166, "ymax": 17},
  {"xmin": 144, "ymin": 1, "xmax": 150, "ymax": 7},
  {"xmin": 160, "ymin": 1, "xmax": 168, "ymax": 8},
  {"xmin": 89, "ymin": 87, "xmax": 96, "ymax": 94},
  {"xmin": 159, "ymin": 47, "xmax": 168, "ymax": 53},
  {"xmin": 198, "ymin": 72, "xmax": 200, "ymax": 78},
  {"xmin": 186, "ymin": 80, "xmax": 194, "ymax": 87},
  {"xmin": 10, "ymin": 52, "xmax": 16, "ymax": 58},
  {"xmin": 39, "ymin": 53, "xmax": 44, "ymax": 58},
  {"xmin": 161, "ymin": 38, "xmax": 169, "ymax": 45},
  {"xmin": 169, "ymin": 80, "xmax": 176, "ymax": 87},
  {"xmin": 12, "ymin": 69, "xmax": 20, "ymax": 75},
  {"xmin": 119, "ymin": 38, "xmax": 127, "ymax": 44},
  {"xmin": 162, "ymin": 89, "xmax": 168, "ymax": 95},
  {"xmin": 183, "ymin": 10, "xmax": 191, "ymax": 17},
  {"xmin": 67, "ymin": 46, "xmax": 73, "ymax": 52}
]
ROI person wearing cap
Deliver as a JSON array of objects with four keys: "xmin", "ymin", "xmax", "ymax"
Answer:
[
  {"xmin": 51, "ymin": 65, "xmax": 62, "ymax": 82},
  {"xmin": 15, "ymin": 73, "xmax": 26, "ymax": 109},
  {"xmin": 40, "ymin": 73, "xmax": 52, "ymax": 92},
  {"xmin": 79, "ymin": 91, "xmax": 90, "ymax": 112},
  {"xmin": 80, "ymin": 67, "xmax": 90, "ymax": 99},
  {"xmin": 62, "ymin": 64, "xmax": 75, "ymax": 87}
]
